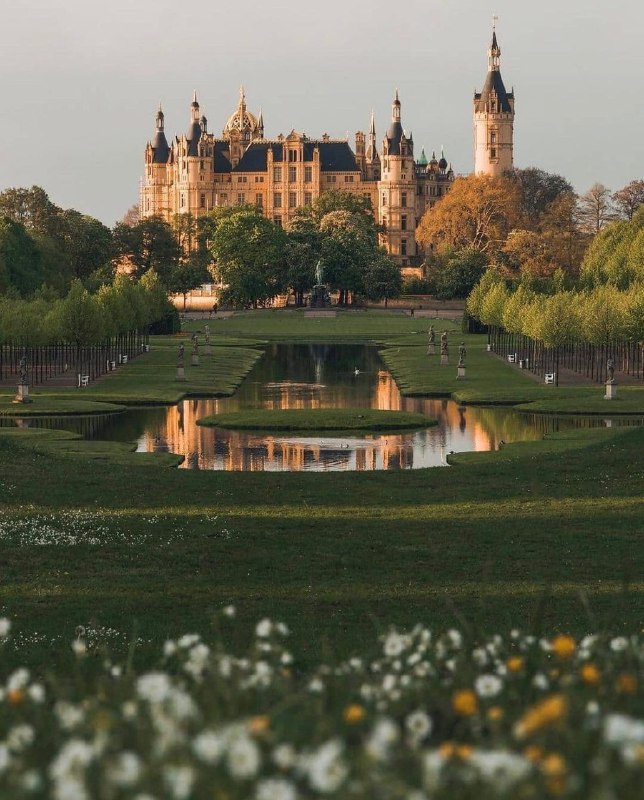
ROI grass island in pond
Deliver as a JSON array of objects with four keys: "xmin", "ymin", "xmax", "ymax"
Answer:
[{"xmin": 197, "ymin": 408, "xmax": 436, "ymax": 432}]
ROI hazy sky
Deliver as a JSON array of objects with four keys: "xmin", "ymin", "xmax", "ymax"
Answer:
[{"xmin": 1, "ymin": 0, "xmax": 642, "ymax": 225}]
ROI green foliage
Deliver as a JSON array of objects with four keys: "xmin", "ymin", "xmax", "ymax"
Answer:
[
  {"xmin": 0, "ymin": 217, "xmax": 44, "ymax": 295},
  {"xmin": 426, "ymin": 248, "xmax": 488, "ymax": 299},
  {"xmin": 112, "ymin": 216, "xmax": 181, "ymax": 283},
  {"xmin": 580, "ymin": 209, "xmax": 644, "ymax": 288},
  {"xmin": 402, "ymin": 277, "xmax": 432, "ymax": 295},
  {"xmin": 198, "ymin": 408, "xmax": 432, "ymax": 431},
  {"xmin": 510, "ymin": 167, "xmax": 573, "ymax": 229},
  {"xmin": 48, "ymin": 279, "xmax": 107, "ymax": 346},
  {"xmin": 362, "ymin": 251, "xmax": 402, "ymax": 302}
]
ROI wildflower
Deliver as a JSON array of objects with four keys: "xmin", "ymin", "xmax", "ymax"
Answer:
[
  {"xmin": 405, "ymin": 710, "xmax": 432, "ymax": 742},
  {"xmin": 307, "ymin": 678, "xmax": 324, "ymax": 693},
  {"xmin": 365, "ymin": 718, "xmax": 399, "ymax": 761},
  {"xmin": 71, "ymin": 639, "xmax": 87, "ymax": 657},
  {"xmin": 383, "ymin": 631, "xmax": 406, "ymax": 657},
  {"xmin": 0, "ymin": 617, "xmax": 11, "ymax": 638},
  {"xmin": 475, "ymin": 674, "xmax": 503, "ymax": 699},
  {"xmin": 106, "ymin": 752, "xmax": 141, "ymax": 788},
  {"xmin": 163, "ymin": 765, "xmax": 195, "ymax": 799},
  {"xmin": 610, "ymin": 636, "xmax": 629, "ymax": 652},
  {"xmin": 616, "ymin": 673, "xmax": 637, "ymax": 695},
  {"xmin": 272, "ymin": 743, "xmax": 297, "ymax": 770},
  {"xmin": 506, "ymin": 656, "xmax": 524, "ymax": 673},
  {"xmin": 603, "ymin": 714, "xmax": 644, "ymax": 746},
  {"xmin": 55, "ymin": 702, "xmax": 85, "ymax": 730},
  {"xmin": 487, "ymin": 706, "xmax": 504, "ymax": 721},
  {"xmin": 532, "ymin": 673, "xmax": 549, "ymax": 691},
  {"xmin": 0, "ymin": 745, "xmax": 9, "ymax": 773},
  {"xmin": 7, "ymin": 668, "xmax": 30, "ymax": 691},
  {"xmin": 27, "ymin": 683, "xmax": 45, "ymax": 703},
  {"xmin": 307, "ymin": 739, "xmax": 348, "ymax": 794},
  {"xmin": 452, "ymin": 690, "xmax": 478, "ymax": 716},
  {"xmin": 540, "ymin": 752, "xmax": 567, "ymax": 795},
  {"xmin": 523, "ymin": 745, "xmax": 543, "ymax": 763},
  {"xmin": 551, "ymin": 635, "xmax": 576, "ymax": 659},
  {"xmin": 222, "ymin": 604, "xmax": 236, "ymax": 618},
  {"xmin": 6, "ymin": 724, "xmax": 34, "ymax": 752},
  {"xmin": 163, "ymin": 640, "xmax": 177, "ymax": 657},
  {"xmin": 514, "ymin": 695, "xmax": 568, "ymax": 739},
  {"xmin": 7, "ymin": 689, "xmax": 24, "ymax": 705},
  {"xmin": 343, "ymin": 704, "xmax": 365, "ymax": 725},
  {"xmin": 580, "ymin": 663, "xmax": 600, "ymax": 686},
  {"xmin": 470, "ymin": 750, "xmax": 532, "ymax": 793},
  {"xmin": 227, "ymin": 734, "xmax": 261, "ymax": 780},
  {"xmin": 256, "ymin": 778, "xmax": 297, "ymax": 800},
  {"xmin": 248, "ymin": 715, "xmax": 270, "ymax": 734},
  {"xmin": 256, "ymin": 619, "xmax": 273, "ymax": 638},
  {"xmin": 192, "ymin": 730, "xmax": 224, "ymax": 765},
  {"xmin": 136, "ymin": 672, "xmax": 172, "ymax": 704},
  {"xmin": 447, "ymin": 629, "xmax": 463, "ymax": 648}
]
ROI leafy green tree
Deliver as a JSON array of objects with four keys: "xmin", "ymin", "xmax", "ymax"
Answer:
[
  {"xmin": 284, "ymin": 239, "xmax": 318, "ymax": 306},
  {"xmin": 49, "ymin": 279, "xmax": 107, "ymax": 347},
  {"xmin": 112, "ymin": 217, "xmax": 181, "ymax": 283},
  {"xmin": 169, "ymin": 259, "xmax": 211, "ymax": 309},
  {"xmin": 0, "ymin": 217, "xmax": 44, "ymax": 295},
  {"xmin": 466, "ymin": 269, "xmax": 505, "ymax": 321},
  {"xmin": 57, "ymin": 209, "xmax": 114, "ymax": 282},
  {"xmin": 362, "ymin": 252, "xmax": 402, "ymax": 304},
  {"xmin": 0, "ymin": 186, "xmax": 59, "ymax": 237},
  {"xmin": 579, "ymin": 285, "xmax": 627, "ymax": 344},
  {"xmin": 427, "ymin": 248, "xmax": 487, "ymax": 299},
  {"xmin": 211, "ymin": 209, "xmax": 287, "ymax": 308}
]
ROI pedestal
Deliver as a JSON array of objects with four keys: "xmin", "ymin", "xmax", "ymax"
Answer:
[
  {"xmin": 486, "ymin": 344, "xmax": 492, "ymax": 352},
  {"xmin": 176, "ymin": 367, "xmax": 186, "ymax": 381},
  {"xmin": 191, "ymin": 355, "xmax": 199, "ymax": 367},
  {"xmin": 204, "ymin": 344, "xmax": 212, "ymax": 355},
  {"xmin": 13, "ymin": 384, "xmax": 31, "ymax": 404},
  {"xmin": 440, "ymin": 355, "xmax": 449, "ymax": 366},
  {"xmin": 457, "ymin": 366, "xmax": 466, "ymax": 379},
  {"xmin": 604, "ymin": 381, "xmax": 617, "ymax": 400},
  {"xmin": 427, "ymin": 344, "xmax": 435, "ymax": 355},
  {"xmin": 310, "ymin": 284, "xmax": 331, "ymax": 308}
]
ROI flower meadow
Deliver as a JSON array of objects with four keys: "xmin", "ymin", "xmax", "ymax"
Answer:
[{"xmin": 0, "ymin": 611, "xmax": 642, "ymax": 799}]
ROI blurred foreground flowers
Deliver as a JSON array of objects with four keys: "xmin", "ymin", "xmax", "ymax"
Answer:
[{"xmin": 0, "ymin": 613, "xmax": 642, "ymax": 798}]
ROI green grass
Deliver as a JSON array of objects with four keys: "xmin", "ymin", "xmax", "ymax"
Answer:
[
  {"xmin": 0, "ymin": 423, "xmax": 642, "ymax": 669},
  {"xmin": 197, "ymin": 408, "xmax": 435, "ymax": 432},
  {"xmin": 0, "ymin": 397, "xmax": 126, "ymax": 416}
]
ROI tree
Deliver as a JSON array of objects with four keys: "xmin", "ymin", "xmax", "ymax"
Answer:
[
  {"xmin": 284, "ymin": 239, "xmax": 318, "ymax": 306},
  {"xmin": 121, "ymin": 204, "xmax": 140, "ymax": 226},
  {"xmin": 538, "ymin": 191, "xmax": 587, "ymax": 277},
  {"xmin": 211, "ymin": 209, "xmax": 287, "ymax": 308},
  {"xmin": 318, "ymin": 210, "xmax": 377, "ymax": 303},
  {"xmin": 0, "ymin": 217, "xmax": 44, "ymax": 295},
  {"xmin": 308, "ymin": 190, "xmax": 375, "ymax": 228},
  {"xmin": 49, "ymin": 279, "xmax": 106, "ymax": 347},
  {"xmin": 426, "ymin": 248, "xmax": 488, "ymax": 299},
  {"xmin": 0, "ymin": 186, "xmax": 59, "ymax": 238},
  {"xmin": 169, "ymin": 259, "xmax": 211, "ymax": 309},
  {"xmin": 510, "ymin": 168, "xmax": 573, "ymax": 230},
  {"xmin": 576, "ymin": 183, "xmax": 616, "ymax": 235},
  {"xmin": 172, "ymin": 213, "xmax": 198, "ymax": 254},
  {"xmin": 416, "ymin": 175, "xmax": 520, "ymax": 255},
  {"xmin": 362, "ymin": 252, "xmax": 402, "ymax": 304},
  {"xmin": 112, "ymin": 217, "xmax": 181, "ymax": 283},
  {"xmin": 57, "ymin": 209, "xmax": 114, "ymax": 282},
  {"xmin": 612, "ymin": 180, "xmax": 644, "ymax": 221}
]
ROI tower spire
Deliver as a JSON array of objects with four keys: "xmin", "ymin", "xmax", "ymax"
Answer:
[
  {"xmin": 489, "ymin": 25, "xmax": 501, "ymax": 71},
  {"xmin": 392, "ymin": 89, "xmax": 401, "ymax": 122}
]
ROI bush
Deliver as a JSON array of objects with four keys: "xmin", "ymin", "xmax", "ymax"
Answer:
[
  {"xmin": 402, "ymin": 277, "xmax": 432, "ymax": 295},
  {"xmin": 148, "ymin": 303, "xmax": 181, "ymax": 335}
]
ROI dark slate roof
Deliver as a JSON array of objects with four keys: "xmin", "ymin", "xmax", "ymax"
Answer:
[
  {"xmin": 151, "ymin": 131, "xmax": 170, "ymax": 164},
  {"xmin": 214, "ymin": 140, "xmax": 231, "ymax": 173},
  {"xmin": 475, "ymin": 70, "xmax": 513, "ymax": 113},
  {"xmin": 233, "ymin": 140, "xmax": 358, "ymax": 173},
  {"xmin": 186, "ymin": 121, "xmax": 202, "ymax": 156},
  {"xmin": 386, "ymin": 121, "xmax": 404, "ymax": 155}
]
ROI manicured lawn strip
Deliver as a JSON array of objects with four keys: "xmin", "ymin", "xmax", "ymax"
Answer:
[
  {"xmin": 0, "ymin": 397, "xmax": 126, "ymax": 416},
  {"xmin": 0, "ymin": 428, "xmax": 182, "ymax": 466},
  {"xmin": 0, "ymin": 425, "xmax": 642, "ymax": 669},
  {"xmin": 514, "ymin": 391, "xmax": 644, "ymax": 414},
  {"xmin": 181, "ymin": 309, "xmax": 462, "ymax": 343},
  {"xmin": 197, "ymin": 408, "xmax": 435, "ymax": 432}
]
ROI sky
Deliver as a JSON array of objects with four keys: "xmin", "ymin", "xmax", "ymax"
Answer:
[{"xmin": 1, "ymin": 0, "xmax": 642, "ymax": 226}]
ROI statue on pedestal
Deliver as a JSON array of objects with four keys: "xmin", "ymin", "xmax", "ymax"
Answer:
[
  {"xmin": 440, "ymin": 331, "xmax": 448, "ymax": 356},
  {"xmin": 458, "ymin": 342, "xmax": 466, "ymax": 367}
]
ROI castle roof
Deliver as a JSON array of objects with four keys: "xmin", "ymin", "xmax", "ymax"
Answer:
[
  {"xmin": 475, "ymin": 69, "xmax": 513, "ymax": 113},
  {"xmin": 214, "ymin": 140, "xmax": 232, "ymax": 172},
  {"xmin": 232, "ymin": 140, "xmax": 358, "ymax": 173},
  {"xmin": 151, "ymin": 130, "xmax": 170, "ymax": 163}
]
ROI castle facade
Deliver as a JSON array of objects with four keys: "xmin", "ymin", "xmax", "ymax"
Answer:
[{"xmin": 141, "ymin": 31, "xmax": 514, "ymax": 269}]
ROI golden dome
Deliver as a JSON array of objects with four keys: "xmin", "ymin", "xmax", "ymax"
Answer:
[{"xmin": 223, "ymin": 87, "xmax": 260, "ymax": 136}]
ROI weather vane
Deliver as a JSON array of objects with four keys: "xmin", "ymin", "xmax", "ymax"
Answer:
[{"xmin": 493, "ymin": 14, "xmax": 499, "ymax": 30}]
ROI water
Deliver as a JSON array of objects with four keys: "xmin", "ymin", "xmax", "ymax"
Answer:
[{"xmin": 4, "ymin": 343, "xmax": 640, "ymax": 472}]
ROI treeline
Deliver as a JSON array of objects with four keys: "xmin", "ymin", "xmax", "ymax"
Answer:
[
  {"xmin": 0, "ymin": 271, "xmax": 173, "ymax": 346},
  {"xmin": 415, "ymin": 170, "xmax": 644, "ymax": 299}
]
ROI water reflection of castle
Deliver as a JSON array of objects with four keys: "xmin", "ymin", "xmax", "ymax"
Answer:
[{"xmin": 144, "ymin": 369, "xmax": 502, "ymax": 472}]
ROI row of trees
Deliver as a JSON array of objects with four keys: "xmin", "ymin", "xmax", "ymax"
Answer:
[{"xmin": 0, "ymin": 271, "xmax": 172, "ymax": 346}]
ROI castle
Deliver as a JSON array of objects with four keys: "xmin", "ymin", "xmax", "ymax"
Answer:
[{"xmin": 141, "ymin": 30, "xmax": 514, "ymax": 270}]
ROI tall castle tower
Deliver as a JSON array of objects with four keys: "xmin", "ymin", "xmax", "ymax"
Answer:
[{"xmin": 474, "ymin": 29, "xmax": 515, "ymax": 176}]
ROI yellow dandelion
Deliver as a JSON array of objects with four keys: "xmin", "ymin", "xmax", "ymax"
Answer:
[
  {"xmin": 616, "ymin": 673, "xmax": 638, "ymax": 695},
  {"xmin": 523, "ymin": 745, "xmax": 544, "ymax": 763},
  {"xmin": 343, "ymin": 703, "xmax": 365, "ymax": 724},
  {"xmin": 541, "ymin": 752, "xmax": 568, "ymax": 795},
  {"xmin": 514, "ymin": 694, "xmax": 568, "ymax": 739},
  {"xmin": 506, "ymin": 656, "xmax": 524, "ymax": 673},
  {"xmin": 487, "ymin": 705, "xmax": 504, "ymax": 722},
  {"xmin": 247, "ymin": 715, "xmax": 270, "ymax": 735},
  {"xmin": 579, "ymin": 663, "xmax": 600, "ymax": 686},
  {"xmin": 452, "ymin": 689, "xmax": 478, "ymax": 716},
  {"xmin": 551, "ymin": 634, "xmax": 576, "ymax": 660}
]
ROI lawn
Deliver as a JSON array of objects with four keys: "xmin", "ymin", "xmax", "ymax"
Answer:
[
  {"xmin": 197, "ymin": 408, "xmax": 435, "ymax": 432},
  {"xmin": 0, "ymin": 309, "xmax": 642, "ymax": 671}
]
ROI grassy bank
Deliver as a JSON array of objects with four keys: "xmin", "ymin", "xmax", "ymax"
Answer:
[
  {"xmin": 197, "ymin": 408, "xmax": 435, "ymax": 432},
  {"xmin": 0, "ymin": 423, "xmax": 642, "ymax": 669},
  {"xmin": 0, "ymin": 397, "xmax": 126, "ymax": 416}
]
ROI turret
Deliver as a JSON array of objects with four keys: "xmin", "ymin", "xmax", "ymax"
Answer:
[
  {"xmin": 187, "ymin": 91, "xmax": 202, "ymax": 156},
  {"xmin": 150, "ymin": 104, "xmax": 170, "ymax": 164},
  {"xmin": 474, "ymin": 27, "xmax": 515, "ymax": 175}
]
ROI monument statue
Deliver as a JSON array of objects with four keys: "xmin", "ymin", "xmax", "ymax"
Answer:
[
  {"xmin": 204, "ymin": 326, "xmax": 210, "ymax": 346},
  {"xmin": 458, "ymin": 342, "xmax": 466, "ymax": 367},
  {"xmin": 18, "ymin": 355, "xmax": 28, "ymax": 385},
  {"xmin": 607, "ymin": 358, "xmax": 615, "ymax": 382},
  {"xmin": 192, "ymin": 334, "xmax": 198, "ymax": 355},
  {"xmin": 315, "ymin": 260, "xmax": 324, "ymax": 285},
  {"xmin": 428, "ymin": 326, "xmax": 435, "ymax": 344},
  {"xmin": 178, "ymin": 344, "xmax": 185, "ymax": 366},
  {"xmin": 440, "ymin": 331, "xmax": 448, "ymax": 355}
]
